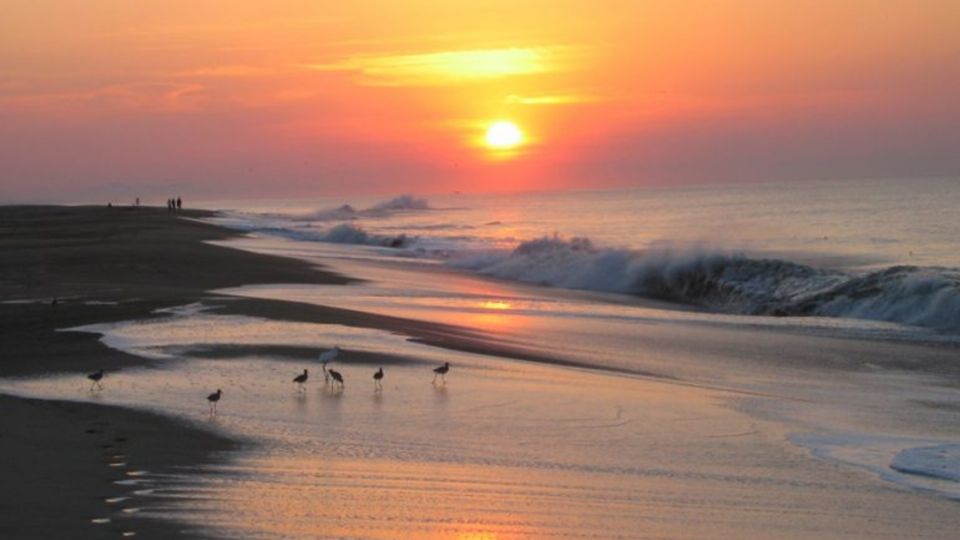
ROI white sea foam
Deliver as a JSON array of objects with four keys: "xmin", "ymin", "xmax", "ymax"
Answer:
[
  {"xmin": 451, "ymin": 236, "xmax": 960, "ymax": 332},
  {"xmin": 891, "ymin": 444, "xmax": 960, "ymax": 483},
  {"xmin": 793, "ymin": 433, "xmax": 960, "ymax": 500}
]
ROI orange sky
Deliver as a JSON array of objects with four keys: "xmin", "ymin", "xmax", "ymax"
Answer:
[{"xmin": 1, "ymin": 1, "xmax": 958, "ymax": 201}]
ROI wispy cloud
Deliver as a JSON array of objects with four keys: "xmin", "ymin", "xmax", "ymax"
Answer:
[
  {"xmin": 0, "ymin": 81, "xmax": 206, "ymax": 113},
  {"xmin": 505, "ymin": 93, "xmax": 600, "ymax": 105},
  {"xmin": 306, "ymin": 46, "xmax": 583, "ymax": 86},
  {"xmin": 173, "ymin": 65, "xmax": 273, "ymax": 78}
]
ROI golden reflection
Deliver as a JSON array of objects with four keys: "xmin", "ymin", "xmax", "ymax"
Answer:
[{"xmin": 479, "ymin": 300, "xmax": 512, "ymax": 310}]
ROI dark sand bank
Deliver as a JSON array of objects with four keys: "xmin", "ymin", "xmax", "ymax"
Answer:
[{"xmin": 0, "ymin": 394, "xmax": 233, "ymax": 539}]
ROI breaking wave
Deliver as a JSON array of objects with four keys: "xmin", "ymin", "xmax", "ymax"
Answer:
[
  {"xmin": 234, "ymin": 222, "xmax": 412, "ymax": 249},
  {"xmin": 301, "ymin": 195, "xmax": 430, "ymax": 222},
  {"xmin": 451, "ymin": 235, "xmax": 960, "ymax": 332},
  {"xmin": 370, "ymin": 195, "xmax": 429, "ymax": 212},
  {"xmin": 317, "ymin": 223, "xmax": 411, "ymax": 248}
]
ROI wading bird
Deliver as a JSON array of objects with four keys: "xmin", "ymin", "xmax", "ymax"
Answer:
[
  {"xmin": 328, "ymin": 369, "xmax": 344, "ymax": 389},
  {"xmin": 319, "ymin": 346, "xmax": 342, "ymax": 384},
  {"xmin": 373, "ymin": 367, "xmax": 384, "ymax": 390},
  {"xmin": 293, "ymin": 369, "xmax": 308, "ymax": 391},
  {"xmin": 87, "ymin": 369, "xmax": 104, "ymax": 391},
  {"xmin": 207, "ymin": 389, "xmax": 222, "ymax": 414},
  {"xmin": 432, "ymin": 362, "xmax": 450, "ymax": 385}
]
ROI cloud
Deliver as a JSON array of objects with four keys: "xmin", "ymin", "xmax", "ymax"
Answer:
[
  {"xmin": 173, "ymin": 65, "xmax": 274, "ymax": 78},
  {"xmin": 505, "ymin": 93, "xmax": 600, "ymax": 105},
  {"xmin": 306, "ymin": 45, "xmax": 583, "ymax": 86},
  {"xmin": 0, "ymin": 81, "xmax": 206, "ymax": 113}
]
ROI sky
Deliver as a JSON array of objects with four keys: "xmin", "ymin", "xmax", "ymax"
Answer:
[{"xmin": 1, "ymin": 1, "xmax": 959, "ymax": 202}]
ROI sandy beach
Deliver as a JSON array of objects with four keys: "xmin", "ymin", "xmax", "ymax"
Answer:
[
  {"xmin": 3, "ymin": 205, "xmax": 960, "ymax": 539},
  {"xmin": 0, "ymin": 205, "xmax": 347, "ymax": 538}
]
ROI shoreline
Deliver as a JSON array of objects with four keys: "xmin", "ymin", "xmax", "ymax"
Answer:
[
  {"xmin": 1, "ymin": 204, "xmax": 624, "ymax": 537},
  {"xmin": 0, "ymin": 205, "xmax": 357, "ymax": 537}
]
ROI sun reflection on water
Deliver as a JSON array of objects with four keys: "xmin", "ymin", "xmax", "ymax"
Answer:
[{"xmin": 479, "ymin": 300, "xmax": 512, "ymax": 310}]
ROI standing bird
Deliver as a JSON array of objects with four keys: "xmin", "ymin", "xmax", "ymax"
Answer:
[
  {"xmin": 432, "ymin": 362, "xmax": 450, "ymax": 385},
  {"xmin": 328, "ymin": 369, "xmax": 344, "ymax": 389},
  {"xmin": 87, "ymin": 369, "xmax": 105, "ymax": 392},
  {"xmin": 373, "ymin": 367, "xmax": 384, "ymax": 390},
  {"xmin": 207, "ymin": 389, "xmax": 222, "ymax": 414},
  {"xmin": 319, "ymin": 346, "xmax": 342, "ymax": 384},
  {"xmin": 293, "ymin": 369, "xmax": 309, "ymax": 391}
]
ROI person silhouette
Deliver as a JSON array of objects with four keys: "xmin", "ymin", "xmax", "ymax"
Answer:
[{"xmin": 177, "ymin": 197, "xmax": 182, "ymax": 210}]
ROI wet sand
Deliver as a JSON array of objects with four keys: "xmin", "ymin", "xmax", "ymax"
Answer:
[{"xmin": 0, "ymin": 394, "xmax": 232, "ymax": 539}]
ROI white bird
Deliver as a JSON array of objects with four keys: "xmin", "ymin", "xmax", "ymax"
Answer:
[
  {"xmin": 432, "ymin": 362, "xmax": 450, "ymax": 384},
  {"xmin": 207, "ymin": 389, "xmax": 222, "ymax": 414},
  {"xmin": 319, "ymin": 346, "xmax": 342, "ymax": 384}
]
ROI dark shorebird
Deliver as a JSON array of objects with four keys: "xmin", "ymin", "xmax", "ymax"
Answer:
[
  {"xmin": 87, "ymin": 369, "xmax": 104, "ymax": 391},
  {"xmin": 319, "ymin": 346, "xmax": 342, "ymax": 384},
  {"xmin": 328, "ymin": 369, "xmax": 344, "ymax": 389},
  {"xmin": 373, "ymin": 367, "xmax": 384, "ymax": 390},
  {"xmin": 293, "ymin": 369, "xmax": 309, "ymax": 391},
  {"xmin": 432, "ymin": 362, "xmax": 450, "ymax": 384},
  {"xmin": 207, "ymin": 389, "xmax": 222, "ymax": 414}
]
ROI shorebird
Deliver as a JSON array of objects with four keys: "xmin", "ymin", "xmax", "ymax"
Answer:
[
  {"xmin": 373, "ymin": 367, "xmax": 384, "ymax": 390},
  {"xmin": 319, "ymin": 346, "xmax": 342, "ymax": 384},
  {"xmin": 207, "ymin": 389, "xmax": 222, "ymax": 414},
  {"xmin": 328, "ymin": 369, "xmax": 344, "ymax": 389},
  {"xmin": 432, "ymin": 362, "xmax": 450, "ymax": 385},
  {"xmin": 293, "ymin": 369, "xmax": 309, "ymax": 391},
  {"xmin": 87, "ymin": 369, "xmax": 104, "ymax": 391}
]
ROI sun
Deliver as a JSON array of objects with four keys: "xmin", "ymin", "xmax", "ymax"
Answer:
[{"xmin": 484, "ymin": 120, "xmax": 524, "ymax": 149}]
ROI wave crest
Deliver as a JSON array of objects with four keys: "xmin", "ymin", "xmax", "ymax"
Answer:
[
  {"xmin": 453, "ymin": 235, "xmax": 960, "ymax": 332},
  {"xmin": 301, "ymin": 195, "xmax": 429, "ymax": 222},
  {"xmin": 370, "ymin": 195, "xmax": 429, "ymax": 212}
]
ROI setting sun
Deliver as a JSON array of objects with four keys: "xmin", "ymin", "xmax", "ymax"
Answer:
[{"xmin": 485, "ymin": 121, "xmax": 525, "ymax": 150}]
